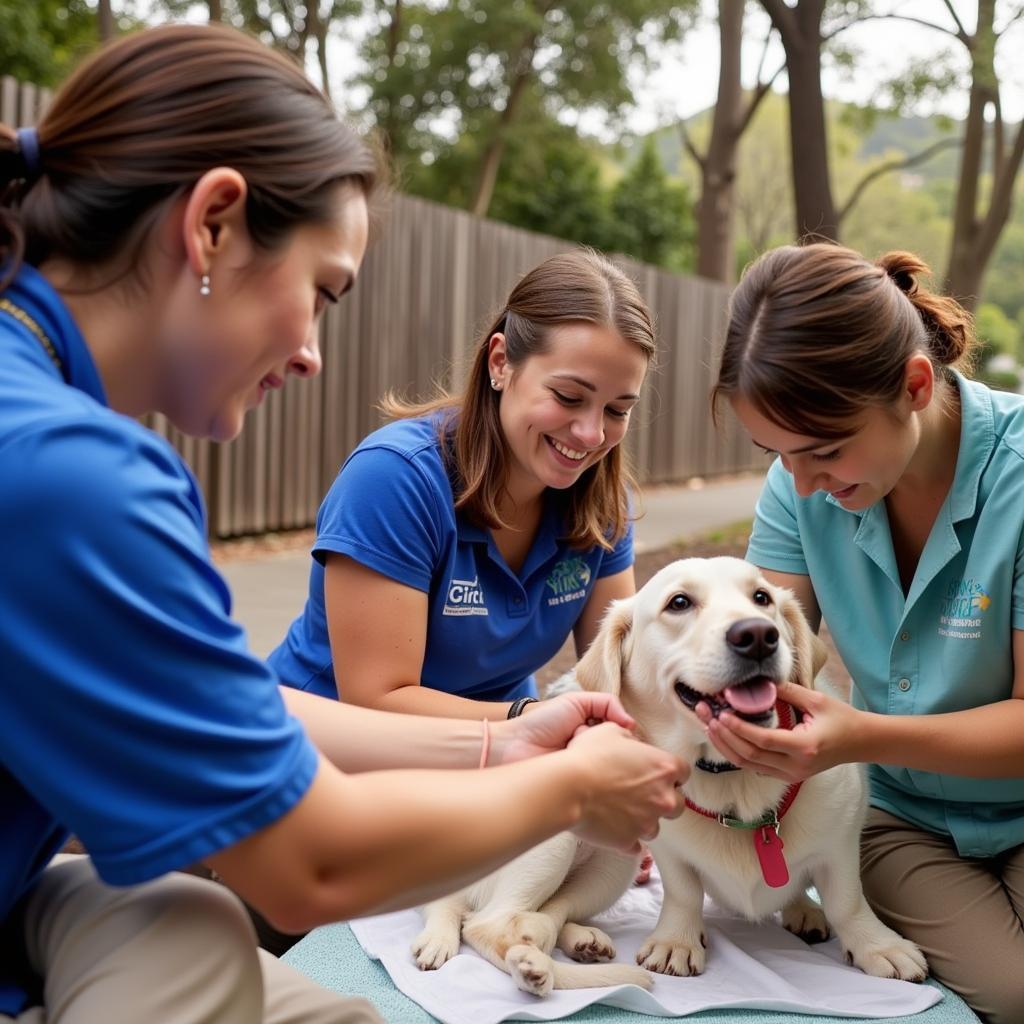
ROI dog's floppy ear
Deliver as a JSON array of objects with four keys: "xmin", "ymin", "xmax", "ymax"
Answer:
[
  {"xmin": 777, "ymin": 586, "xmax": 828, "ymax": 690},
  {"xmin": 574, "ymin": 597, "xmax": 634, "ymax": 697}
]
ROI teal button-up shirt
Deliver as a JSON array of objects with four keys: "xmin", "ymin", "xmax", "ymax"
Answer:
[{"xmin": 747, "ymin": 372, "xmax": 1024, "ymax": 857}]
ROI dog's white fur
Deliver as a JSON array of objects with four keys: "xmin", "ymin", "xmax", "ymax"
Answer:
[
  {"xmin": 412, "ymin": 557, "xmax": 926, "ymax": 995},
  {"xmin": 575, "ymin": 557, "xmax": 927, "ymax": 981},
  {"xmin": 412, "ymin": 833, "xmax": 649, "ymax": 995}
]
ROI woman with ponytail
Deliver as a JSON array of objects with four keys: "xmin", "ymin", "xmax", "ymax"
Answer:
[
  {"xmin": 710, "ymin": 242, "xmax": 1023, "ymax": 1023},
  {"xmin": 0, "ymin": 25, "xmax": 684, "ymax": 1023}
]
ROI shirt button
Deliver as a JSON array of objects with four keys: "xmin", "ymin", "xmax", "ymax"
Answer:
[
  {"xmin": 514, "ymin": 596, "xmax": 524, "ymax": 606},
  {"xmin": 897, "ymin": 677, "xmax": 911, "ymax": 691},
  {"xmin": 900, "ymin": 632, "xmax": 910, "ymax": 641}
]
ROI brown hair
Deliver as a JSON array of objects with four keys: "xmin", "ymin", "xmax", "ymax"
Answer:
[
  {"xmin": 383, "ymin": 249, "xmax": 656, "ymax": 550},
  {"xmin": 711, "ymin": 243, "xmax": 977, "ymax": 440},
  {"xmin": 0, "ymin": 23, "xmax": 382, "ymax": 291}
]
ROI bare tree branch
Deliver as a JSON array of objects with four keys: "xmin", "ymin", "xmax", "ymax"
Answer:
[
  {"xmin": 837, "ymin": 138, "xmax": 962, "ymax": 225},
  {"xmin": 993, "ymin": 89, "xmax": 1005, "ymax": 185},
  {"xmin": 736, "ymin": 62, "xmax": 785, "ymax": 138},
  {"xmin": 941, "ymin": 0, "xmax": 969, "ymax": 39},
  {"xmin": 823, "ymin": 12, "xmax": 965, "ymax": 44},
  {"xmin": 677, "ymin": 119, "xmax": 707, "ymax": 173}
]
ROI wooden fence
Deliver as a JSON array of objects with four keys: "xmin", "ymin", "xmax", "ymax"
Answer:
[{"xmin": 4, "ymin": 75, "xmax": 762, "ymax": 538}]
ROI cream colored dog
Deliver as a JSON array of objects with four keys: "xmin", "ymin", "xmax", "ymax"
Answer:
[
  {"xmin": 575, "ymin": 556, "xmax": 927, "ymax": 982},
  {"xmin": 412, "ymin": 556, "xmax": 926, "ymax": 995}
]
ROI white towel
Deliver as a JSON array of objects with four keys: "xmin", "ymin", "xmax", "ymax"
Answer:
[{"xmin": 350, "ymin": 869, "xmax": 941, "ymax": 1023}]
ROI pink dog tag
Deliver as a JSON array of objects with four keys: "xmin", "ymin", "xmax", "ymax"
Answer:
[{"xmin": 755, "ymin": 826, "xmax": 789, "ymax": 888}]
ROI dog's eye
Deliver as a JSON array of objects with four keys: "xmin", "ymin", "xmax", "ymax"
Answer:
[
  {"xmin": 666, "ymin": 593, "xmax": 692, "ymax": 613},
  {"xmin": 752, "ymin": 589, "xmax": 773, "ymax": 607}
]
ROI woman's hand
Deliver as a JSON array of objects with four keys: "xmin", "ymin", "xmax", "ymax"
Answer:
[
  {"xmin": 489, "ymin": 691, "xmax": 639, "ymax": 765},
  {"xmin": 700, "ymin": 681, "xmax": 866, "ymax": 783},
  {"xmin": 564, "ymin": 722, "xmax": 687, "ymax": 854}
]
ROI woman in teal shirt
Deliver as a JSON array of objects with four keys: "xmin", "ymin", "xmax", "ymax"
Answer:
[{"xmin": 710, "ymin": 242, "xmax": 1024, "ymax": 1024}]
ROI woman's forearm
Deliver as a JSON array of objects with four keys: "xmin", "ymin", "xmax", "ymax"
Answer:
[
  {"xmin": 211, "ymin": 752, "xmax": 586, "ymax": 931},
  {"xmin": 858, "ymin": 698, "xmax": 1024, "ymax": 777},
  {"xmin": 341, "ymin": 679, "xmax": 517, "ymax": 720},
  {"xmin": 281, "ymin": 686, "xmax": 488, "ymax": 771}
]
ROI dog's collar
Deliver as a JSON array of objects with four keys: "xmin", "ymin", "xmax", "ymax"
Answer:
[
  {"xmin": 685, "ymin": 699, "xmax": 802, "ymax": 889},
  {"xmin": 684, "ymin": 782, "xmax": 801, "ymax": 889},
  {"xmin": 695, "ymin": 757, "xmax": 741, "ymax": 773},
  {"xmin": 694, "ymin": 698, "xmax": 799, "ymax": 776}
]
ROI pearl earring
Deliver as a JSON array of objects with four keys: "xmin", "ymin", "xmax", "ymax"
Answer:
[
  {"xmin": 490, "ymin": 378, "xmax": 501, "ymax": 391},
  {"xmin": 199, "ymin": 273, "xmax": 211, "ymax": 297}
]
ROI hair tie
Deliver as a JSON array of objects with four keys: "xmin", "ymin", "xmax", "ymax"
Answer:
[
  {"xmin": 15, "ymin": 126, "xmax": 41, "ymax": 178},
  {"xmin": 887, "ymin": 267, "xmax": 915, "ymax": 295}
]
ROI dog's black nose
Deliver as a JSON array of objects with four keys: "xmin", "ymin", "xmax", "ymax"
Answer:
[{"xmin": 726, "ymin": 618, "xmax": 779, "ymax": 661}]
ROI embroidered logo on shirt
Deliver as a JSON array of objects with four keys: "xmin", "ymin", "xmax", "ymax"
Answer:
[
  {"xmin": 938, "ymin": 578, "xmax": 990, "ymax": 639},
  {"xmin": 443, "ymin": 576, "xmax": 489, "ymax": 616},
  {"xmin": 545, "ymin": 557, "xmax": 591, "ymax": 607}
]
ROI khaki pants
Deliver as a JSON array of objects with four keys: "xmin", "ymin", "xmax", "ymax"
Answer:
[
  {"xmin": 1, "ymin": 856, "xmax": 382, "ymax": 1024},
  {"xmin": 861, "ymin": 807, "xmax": 1024, "ymax": 1024}
]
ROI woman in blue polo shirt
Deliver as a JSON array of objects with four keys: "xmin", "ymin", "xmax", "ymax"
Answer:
[
  {"xmin": 708, "ymin": 242, "xmax": 1024, "ymax": 1024},
  {"xmin": 0, "ymin": 25, "xmax": 685, "ymax": 1023},
  {"xmin": 270, "ymin": 249, "xmax": 654, "ymax": 719}
]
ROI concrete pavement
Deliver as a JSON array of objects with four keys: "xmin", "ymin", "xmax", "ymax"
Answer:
[{"xmin": 220, "ymin": 472, "xmax": 765, "ymax": 657}]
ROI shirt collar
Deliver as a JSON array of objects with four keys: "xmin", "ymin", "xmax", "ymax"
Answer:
[
  {"xmin": 823, "ymin": 368, "xmax": 992, "ymax": 525},
  {"xmin": 3, "ymin": 263, "xmax": 108, "ymax": 406}
]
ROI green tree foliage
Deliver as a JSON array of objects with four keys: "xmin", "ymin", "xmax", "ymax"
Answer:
[
  {"xmin": 485, "ymin": 115, "xmax": 615, "ymax": 248},
  {"xmin": 360, "ymin": 0, "xmax": 697, "ymax": 216},
  {"xmin": 976, "ymin": 302, "xmax": 1021, "ymax": 366},
  {"xmin": 607, "ymin": 137, "xmax": 695, "ymax": 271},
  {"xmin": 0, "ymin": 0, "xmax": 98, "ymax": 87}
]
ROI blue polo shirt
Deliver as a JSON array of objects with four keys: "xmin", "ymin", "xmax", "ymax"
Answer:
[
  {"xmin": 269, "ymin": 415, "xmax": 634, "ymax": 702},
  {"xmin": 0, "ymin": 266, "xmax": 318, "ymax": 1014},
  {"xmin": 747, "ymin": 371, "xmax": 1024, "ymax": 858}
]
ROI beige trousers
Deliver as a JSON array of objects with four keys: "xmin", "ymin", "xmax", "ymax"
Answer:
[
  {"xmin": 1, "ymin": 856, "xmax": 382, "ymax": 1024},
  {"xmin": 861, "ymin": 807, "xmax": 1024, "ymax": 1024}
]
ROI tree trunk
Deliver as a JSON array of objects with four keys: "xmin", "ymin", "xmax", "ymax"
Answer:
[
  {"xmin": 97, "ymin": 0, "xmax": 115, "ymax": 41},
  {"xmin": 760, "ymin": 0, "xmax": 837, "ymax": 242},
  {"xmin": 695, "ymin": 0, "xmax": 744, "ymax": 282},
  {"xmin": 784, "ymin": 38, "xmax": 836, "ymax": 239},
  {"xmin": 469, "ymin": 43, "xmax": 535, "ymax": 218},
  {"xmin": 378, "ymin": 0, "xmax": 403, "ymax": 155},
  {"xmin": 207, "ymin": 0, "xmax": 223, "ymax": 21},
  {"xmin": 943, "ymin": 0, "xmax": 1024, "ymax": 312},
  {"xmin": 309, "ymin": 3, "xmax": 332, "ymax": 101}
]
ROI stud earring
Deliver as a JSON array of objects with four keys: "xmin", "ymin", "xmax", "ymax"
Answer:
[
  {"xmin": 199, "ymin": 273, "xmax": 211, "ymax": 297},
  {"xmin": 490, "ymin": 378, "xmax": 501, "ymax": 391}
]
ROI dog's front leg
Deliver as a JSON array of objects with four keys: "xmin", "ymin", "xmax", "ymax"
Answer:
[
  {"xmin": 637, "ymin": 853, "xmax": 708, "ymax": 976},
  {"xmin": 412, "ymin": 893, "xmax": 470, "ymax": 970},
  {"xmin": 811, "ymin": 847, "xmax": 928, "ymax": 981},
  {"xmin": 538, "ymin": 849, "xmax": 639, "ymax": 963}
]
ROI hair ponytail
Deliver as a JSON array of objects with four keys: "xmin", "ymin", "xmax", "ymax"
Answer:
[
  {"xmin": 876, "ymin": 251, "xmax": 976, "ymax": 372},
  {"xmin": 0, "ymin": 124, "xmax": 31, "ymax": 289},
  {"xmin": 713, "ymin": 242, "xmax": 977, "ymax": 440}
]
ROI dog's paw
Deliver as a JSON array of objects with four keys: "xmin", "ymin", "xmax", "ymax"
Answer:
[
  {"xmin": 558, "ymin": 922, "xmax": 615, "ymax": 962},
  {"xmin": 411, "ymin": 929, "xmax": 460, "ymax": 971},
  {"xmin": 506, "ymin": 943, "xmax": 555, "ymax": 996},
  {"xmin": 844, "ymin": 931, "xmax": 928, "ymax": 982},
  {"xmin": 782, "ymin": 900, "xmax": 831, "ymax": 944},
  {"xmin": 507, "ymin": 911, "xmax": 559, "ymax": 954},
  {"xmin": 636, "ymin": 933, "xmax": 707, "ymax": 977}
]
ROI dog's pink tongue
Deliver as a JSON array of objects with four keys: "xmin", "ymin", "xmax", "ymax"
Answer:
[{"xmin": 723, "ymin": 679, "xmax": 777, "ymax": 715}]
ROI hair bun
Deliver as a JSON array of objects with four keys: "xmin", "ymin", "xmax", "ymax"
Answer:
[
  {"xmin": 876, "ymin": 250, "xmax": 975, "ymax": 369},
  {"xmin": 876, "ymin": 250, "xmax": 928, "ymax": 296}
]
